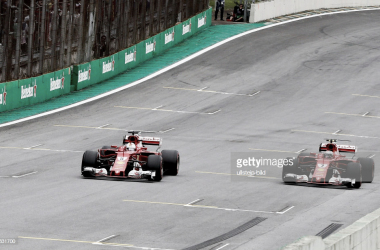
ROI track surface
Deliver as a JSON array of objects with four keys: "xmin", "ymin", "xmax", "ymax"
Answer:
[{"xmin": 1, "ymin": 10, "xmax": 380, "ymax": 250}]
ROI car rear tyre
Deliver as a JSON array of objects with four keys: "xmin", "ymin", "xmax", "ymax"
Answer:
[
  {"xmin": 81, "ymin": 150, "xmax": 98, "ymax": 177},
  {"xmin": 162, "ymin": 150, "xmax": 180, "ymax": 176},
  {"xmin": 346, "ymin": 162, "xmax": 362, "ymax": 189},
  {"xmin": 146, "ymin": 155, "xmax": 163, "ymax": 181},
  {"xmin": 282, "ymin": 157, "xmax": 298, "ymax": 183},
  {"xmin": 358, "ymin": 157, "xmax": 374, "ymax": 183}
]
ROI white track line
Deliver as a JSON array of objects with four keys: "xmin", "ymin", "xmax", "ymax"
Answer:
[
  {"xmin": 207, "ymin": 109, "xmax": 221, "ymax": 115},
  {"xmin": 24, "ymin": 144, "xmax": 43, "ymax": 149},
  {"xmin": 362, "ymin": 112, "xmax": 370, "ymax": 117},
  {"xmin": 185, "ymin": 199, "xmax": 203, "ymax": 206},
  {"xmin": 0, "ymin": 146, "xmax": 83, "ymax": 153},
  {"xmin": 93, "ymin": 235, "xmax": 119, "ymax": 245},
  {"xmin": 165, "ymin": 86, "xmax": 256, "ymax": 96},
  {"xmin": 186, "ymin": 205, "xmax": 276, "ymax": 214},
  {"xmin": 249, "ymin": 91, "xmax": 261, "ymax": 97},
  {"xmin": 12, "ymin": 171, "xmax": 38, "ymax": 178},
  {"xmin": 115, "ymin": 106, "xmax": 220, "ymax": 115},
  {"xmin": 295, "ymin": 149, "xmax": 306, "ymax": 153},
  {"xmin": 152, "ymin": 105, "xmax": 163, "ymax": 110},
  {"xmin": 333, "ymin": 130, "xmax": 341, "ymax": 135},
  {"xmin": 215, "ymin": 243, "xmax": 230, "ymax": 250},
  {"xmin": 276, "ymin": 206, "xmax": 295, "ymax": 214},
  {"xmin": 368, "ymin": 154, "xmax": 376, "ymax": 158},
  {"xmin": 1, "ymin": 7, "xmax": 379, "ymax": 129},
  {"xmin": 159, "ymin": 128, "xmax": 175, "ymax": 133},
  {"xmin": 292, "ymin": 130, "xmax": 380, "ymax": 139},
  {"xmin": 97, "ymin": 124, "xmax": 111, "ymax": 129}
]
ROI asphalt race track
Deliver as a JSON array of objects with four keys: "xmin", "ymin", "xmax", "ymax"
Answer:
[{"xmin": 1, "ymin": 10, "xmax": 380, "ymax": 250}]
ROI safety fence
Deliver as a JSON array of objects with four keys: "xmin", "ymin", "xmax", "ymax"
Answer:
[
  {"xmin": 0, "ymin": 0, "xmax": 209, "ymax": 82},
  {"xmin": 0, "ymin": 8, "xmax": 211, "ymax": 113}
]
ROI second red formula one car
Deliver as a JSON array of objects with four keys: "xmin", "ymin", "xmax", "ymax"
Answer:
[
  {"xmin": 282, "ymin": 139, "xmax": 375, "ymax": 188},
  {"xmin": 81, "ymin": 131, "xmax": 180, "ymax": 181}
]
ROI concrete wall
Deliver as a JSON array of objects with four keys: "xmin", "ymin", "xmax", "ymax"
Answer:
[
  {"xmin": 283, "ymin": 207, "xmax": 380, "ymax": 250},
  {"xmin": 250, "ymin": 0, "xmax": 380, "ymax": 23}
]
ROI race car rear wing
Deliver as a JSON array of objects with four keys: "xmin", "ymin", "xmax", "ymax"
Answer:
[
  {"xmin": 140, "ymin": 137, "xmax": 162, "ymax": 146},
  {"xmin": 319, "ymin": 143, "xmax": 357, "ymax": 153}
]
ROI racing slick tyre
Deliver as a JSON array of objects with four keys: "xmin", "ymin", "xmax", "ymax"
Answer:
[
  {"xmin": 146, "ymin": 155, "xmax": 163, "ymax": 181},
  {"xmin": 162, "ymin": 150, "xmax": 180, "ymax": 176},
  {"xmin": 81, "ymin": 150, "xmax": 98, "ymax": 177},
  {"xmin": 282, "ymin": 157, "xmax": 298, "ymax": 183},
  {"xmin": 358, "ymin": 157, "xmax": 374, "ymax": 183},
  {"xmin": 346, "ymin": 162, "xmax": 362, "ymax": 189}
]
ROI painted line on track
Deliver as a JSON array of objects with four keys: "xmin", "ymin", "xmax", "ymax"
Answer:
[
  {"xmin": 19, "ymin": 236, "xmax": 174, "ymax": 250},
  {"xmin": 24, "ymin": 144, "xmax": 43, "ymax": 149},
  {"xmin": 54, "ymin": 124, "xmax": 175, "ymax": 134},
  {"xmin": 326, "ymin": 112, "xmax": 380, "ymax": 119},
  {"xmin": 97, "ymin": 124, "xmax": 111, "ymax": 129},
  {"xmin": 295, "ymin": 149, "xmax": 306, "ymax": 154},
  {"xmin": 333, "ymin": 129, "xmax": 341, "ymax": 135},
  {"xmin": 353, "ymin": 94, "xmax": 380, "ymax": 99},
  {"xmin": 0, "ymin": 146, "xmax": 83, "ymax": 153},
  {"xmin": 163, "ymin": 86, "xmax": 258, "ymax": 97},
  {"xmin": 276, "ymin": 206, "xmax": 295, "ymax": 215},
  {"xmin": 123, "ymin": 199, "xmax": 283, "ymax": 214},
  {"xmin": 292, "ymin": 129, "xmax": 380, "ymax": 139},
  {"xmin": 54, "ymin": 124, "xmax": 130, "ymax": 131},
  {"xmin": 185, "ymin": 198, "xmax": 203, "ymax": 206},
  {"xmin": 2, "ymin": 8, "xmax": 379, "ymax": 129},
  {"xmin": 12, "ymin": 171, "xmax": 38, "ymax": 178},
  {"xmin": 159, "ymin": 128, "xmax": 175, "ymax": 133},
  {"xmin": 215, "ymin": 243, "xmax": 230, "ymax": 250},
  {"xmin": 114, "ymin": 105, "xmax": 220, "ymax": 115},
  {"xmin": 93, "ymin": 235, "xmax": 119, "ymax": 245}
]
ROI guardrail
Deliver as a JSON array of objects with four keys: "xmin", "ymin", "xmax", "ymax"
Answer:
[
  {"xmin": 283, "ymin": 206, "xmax": 380, "ymax": 250},
  {"xmin": 0, "ymin": 8, "xmax": 211, "ymax": 113},
  {"xmin": 250, "ymin": 0, "xmax": 380, "ymax": 23}
]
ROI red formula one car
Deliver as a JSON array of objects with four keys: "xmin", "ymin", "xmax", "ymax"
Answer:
[
  {"xmin": 81, "ymin": 131, "xmax": 180, "ymax": 181},
  {"xmin": 282, "ymin": 139, "xmax": 375, "ymax": 188}
]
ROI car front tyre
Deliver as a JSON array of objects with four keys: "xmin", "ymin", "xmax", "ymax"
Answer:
[
  {"xmin": 81, "ymin": 150, "xmax": 98, "ymax": 177},
  {"xmin": 146, "ymin": 155, "xmax": 163, "ymax": 181}
]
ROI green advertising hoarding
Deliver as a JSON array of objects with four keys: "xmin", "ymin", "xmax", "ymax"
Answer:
[
  {"xmin": 1, "ymin": 8, "xmax": 212, "ymax": 113},
  {"xmin": 0, "ymin": 67, "xmax": 71, "ymax": 112},
  {"xmin": 0, "ymin": 80, "xmax": 19, "ymax": 112},
  {"xmin": 117, "ymin": 45, "xmax": 138, "ymax": 74}
]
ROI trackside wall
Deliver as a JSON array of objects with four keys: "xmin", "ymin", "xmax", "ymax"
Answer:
[
  {"xmin": 250, "ymin": 0, "xmax": 380, "ymax": 23},
  {"xmin": 283, "ymin": 207, "xmax": 380, "ymax": 250},
  {"xmin": 0, "ymin": 8, "xmax": 212, "ymax": 113},
  {"xmin": 71, "ymin": 9, "xmax": 211, "ymax": 91}
]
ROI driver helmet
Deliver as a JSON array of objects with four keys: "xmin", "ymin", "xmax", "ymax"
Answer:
[
  {"xmin": 127, "ymin": 142, "xmax": 136, "ymax": 151},
  {"xmin": 133, "ymin": 162, "xmax": 141, "ymax": 170}
]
